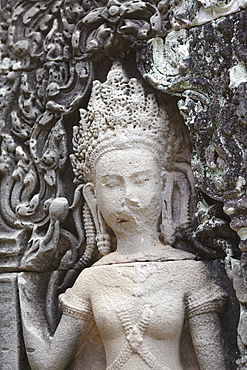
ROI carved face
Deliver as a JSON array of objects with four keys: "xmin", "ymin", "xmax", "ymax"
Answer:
[{"xmin": 95, "ymin": 147, "xmax": 162, "ymax": 235}]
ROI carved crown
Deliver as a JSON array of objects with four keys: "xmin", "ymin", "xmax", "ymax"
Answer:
[{"xmin": 71, "ymin": 62, "xmax": 171, "ymax": 183}]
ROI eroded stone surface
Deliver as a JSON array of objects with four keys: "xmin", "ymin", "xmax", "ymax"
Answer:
[
  {"xmin": 140, "ymin": 9, "xmax": 247, "ymax": 367},
  {"xmin": 0, "ymin": 273, "xmax": 28, "ymax": 369},
  {"xmin": 0, "ymin": 1, "xmax": 245, "ymax": 369},
  {"xmin": 17, "ymin": 65, "xmax": 230, "ymax": 370}
]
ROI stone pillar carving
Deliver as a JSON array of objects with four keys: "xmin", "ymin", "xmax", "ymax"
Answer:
[{"xmin": 0, "ymin": 1, "xmax": 245, "ymax": 369}]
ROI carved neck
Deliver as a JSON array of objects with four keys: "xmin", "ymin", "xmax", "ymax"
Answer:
[{"xmin": 114, "ymin": 229, "xmax": 162, "ymax": 256}]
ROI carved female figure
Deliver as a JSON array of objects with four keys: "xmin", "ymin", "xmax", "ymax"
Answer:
[{"xmin": 22, "ymin": 65, "xmax": 227, "ymax": 370}]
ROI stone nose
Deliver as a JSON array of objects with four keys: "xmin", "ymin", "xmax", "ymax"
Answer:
[
  {"xmin": 121, "ymin": 185, "xmax": 140, "ymax": 207},
  {"xmin": 121, "ymin": 196, "xmax": 140, "ymax": 207},
  {"xmin": 121, "ymin": 193, "xmax": 140, "ymax": 207}
]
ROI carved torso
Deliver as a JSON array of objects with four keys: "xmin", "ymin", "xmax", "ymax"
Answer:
[{"xmin": 60, "ymin": 255, "xmax": 226, "ymax": 370}]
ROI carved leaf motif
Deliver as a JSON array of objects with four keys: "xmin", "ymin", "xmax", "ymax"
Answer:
[
  {"xmin": 76, "ymin": 0, "xmax": 168, "ymax": 59},
  {"xmin": 16, "ymin": 194, "xmax": 40, "ymax": 217},
  {"xmin": 44, "ymin": 170, "xmax": 56, "ymax": 187}
]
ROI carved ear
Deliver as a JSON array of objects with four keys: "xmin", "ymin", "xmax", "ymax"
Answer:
[
  {"xmin": 160, "ymin": 176, "xmax": 176, "ymax": 245},
  {"xmin": 83, "ymin": 183, "xmax": 100, "ymax": 231},
  {"xmin": 83, "ymin": 183, "xmax": 111, "ymax": 256},
  {"xmin": 161, "ymin": 171, "xmax": 191, "ymax": 245}
]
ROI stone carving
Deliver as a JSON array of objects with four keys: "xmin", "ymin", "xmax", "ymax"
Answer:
[
  {"xmin": 0, "ymin": 1, "xmax": 245, "ymax": 369},
  {"xmin": 0, "ymin": 0, "xmax": 174, "ymax": 275},
  {"xmin": 0, "ymin": 3, "xmax": 176, "ymax": 367},
  {"xmin": 1, "ymin": 0, "xmax": 244, "ymax": 274},
  {"xmin": 71, "ymin": 63, "xmax": 193, "ymax": 249},
  {"xmin": 139, "ymin": 8, "xmax": 247, "ymax": 368},
  {"xmin": 19, "ymin": 65, "xmax": 229, "ymax": 370},
  {"xmin": 168, "ymin": 0, "xmax": 247, "ymax": 29}
]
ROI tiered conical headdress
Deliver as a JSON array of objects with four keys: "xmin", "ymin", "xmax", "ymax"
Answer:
[{"xmin": 71, "ymin": 62, "xmax": 171, "ymax": 183}]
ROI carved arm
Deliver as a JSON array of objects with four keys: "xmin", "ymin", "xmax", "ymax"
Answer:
[
  {"xmin": 22, "ymin": 313, "xmax": 92, "ymax": 370},
  {"xmin": 189, "ymin": 312, "xmax": 227, "ymax": 370}
]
